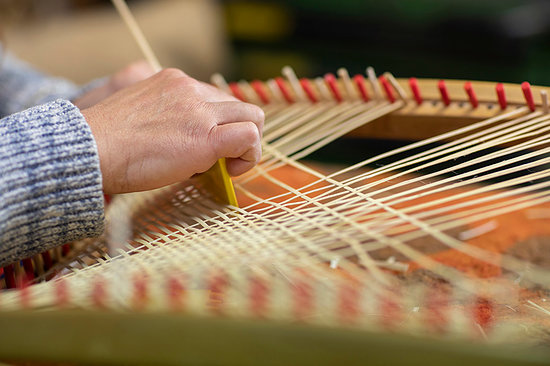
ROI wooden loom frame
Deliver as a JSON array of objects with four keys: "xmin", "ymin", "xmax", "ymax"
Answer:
[
  {"xmin": 348, "ymin": 78, "xmax": 550, "ymax": 142},
  {"xmin": 0, "ymin": 310, "xmax": 549, "ymax": 366},
  {"xmin": 2, "ymin": 0, "xmax": 550, "ymax": 362}
]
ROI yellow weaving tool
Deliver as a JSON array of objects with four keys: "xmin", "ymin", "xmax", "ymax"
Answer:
[{"xmin": 198, "ymin": 158, "xmax": 239, "ymax": 206}]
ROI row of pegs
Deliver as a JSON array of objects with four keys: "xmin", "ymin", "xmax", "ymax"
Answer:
[
  {"xmin": 0, "ymin": 243, "xmax": 72, "ymax": 289},
  {"xmin": 211, "ymin": 66, "xmax": 401, "ymax": 105},
  {"xmin": 435, "ymin": 78, "xmax": 548, "ymax": 113},
  {"xmin": 0, "ymin": 268, "xmax": 501, "ymax": 339},
  {"xmin": 212, "ymin": 67, "xmax": 550, "ymax": 113},
  {"xmin": 1, "ymin": 194, "xmax": 113, "ymax": 290}
]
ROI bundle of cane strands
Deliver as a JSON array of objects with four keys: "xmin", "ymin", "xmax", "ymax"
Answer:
[{"xmin": 2, "ymin": 66, "xmax": 550, "ymax": 365}]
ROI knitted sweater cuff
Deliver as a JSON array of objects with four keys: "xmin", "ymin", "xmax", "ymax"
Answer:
[{"xmin": 0, "ymin": 99, "xmax": 105, "ymax": 266}]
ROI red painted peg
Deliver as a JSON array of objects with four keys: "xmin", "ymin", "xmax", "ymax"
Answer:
[
  {"xmin": 496, "ymin": 83, "xmax": 507, "ymax": 110},
  {"xmin": 167, "ymin": 276, "xmax": 186, "ymax": 312},
  {"xmin": 464, "ymin": 81, "xmax": 479, "ymax": 108},
  {"xmin": 41, "ymin": 251, "xmax": 53, "ymax": 272},
  {"xmin": 379, "ymin": 75, "xmax": 396, "ymax": 103},
  {"xmin": 61, "ymin": 244, "xmax": 71, "ymax": 257},
  {"xmin": 293, "ymin": 278, "xmax": 313, "ymax": 321},
  {"xmin": 22, "ymin": 258, "xmax": 34, "ymax": 281},
  {"xmin": 55, "ymin": 279, "xmax": 69, "ymax": 308},
  {"xmin": 409, "ymin": 77, "xmax": 423, "ymax": 105},
  {"xmin": 3, "ymin": 265, "xmax": 16, "ymax": 289},
  {"xmin": 251, "ymin": 80, "xmax": 270, "ymax": 104},
  {"xmin": 18, "ymin": 276, "xmax": 31, "ymax": 309},
  {"xmin": 353, "ymin": 74, "xmax": 370, "ymax": 102},
  {"xmin": 338, "ymin": 281, "xmax": 360, "ymax": 324},
  {"xmin": 208, "ymin": 272, "xmax": 228, "ymax": 314},
  {"xmin": 474, "ymin": 297, "xmax": 494, "ymax": 331},
  {"xmin": 522, "ymin": 82, "xmax": 536, "ymax": 111},
  {"xmin": 425, "ymin": 289, "xmax": 449, "ymax": 334},
  {"xmin": 132, "ymin": 275, "xmax": 148, "ymax": 310},
  {"xmin": 379, "ymin": 291, "xmax": 402, "ymax": 330},
  {"xmin": 438, "ymin": 80, "xmax": 451, "ymax": 106},
  {"xmin": 229, "ymin": 82, "xmax": 247, "ymax": 102},
  {"xmin": 92, "ymin": 278, "xmax": 107, "ymax": 309},
  {"xmin": 324, "ymin": 73, "xmax": 343, "ymax": 102},
  {"xmin": 249, "ymin": 276, "xmax": 269, "ymax": 318},
  {"xmin": 299, "ymin": 78, "xmax": 318, "ymax": 103},
  {"xmin": 275, "ymin": 77, "xmax": 294, "ymax": 104}
]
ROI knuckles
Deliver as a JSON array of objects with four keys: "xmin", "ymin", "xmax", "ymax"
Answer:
[
  {"xmin": 161, "ymin": 72, "xmax": 208, "ymax": 98},
  {"xmin": 239, "ymin": 122, "xmax": 261, "ymax": 147},
  {"xmin": 234, "ymin": 123, "xmax": 262, "ymax": 163},
  {"xmin": 250, "ymin": 104, "xmax": 265, "ymax": 130},
  {"xmin": 252, "ymin": 104, "xmax": 265, "ymax": 124}
]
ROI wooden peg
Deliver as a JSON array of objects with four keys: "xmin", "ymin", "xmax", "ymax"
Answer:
[
  {"xmin": 338, "ymin": 68, "xmax": 358, "ymax": 100},
  {"xmin": 379, "ymin": 76, "xmax": 396, "ymax": 103},
  {"xmin": 409, "ymin": 77, "xmax": 423, "ymax": 105},
  {"xmin": 383, "ymin": 72, "xmax": 407, "ymax": 100},
  {"xmin": 496, "ymin": 83, "xmax": 507, "ymax": 110},
  {"xmin": 366, "ymin": 67, "xmax": 383, "ymax": 99},
  {"xmin": 324, "ymin": 73, "xmax": 343, "ymax": 102},
  {"xmin": 299, "ymin": 78, "xmax": 318, "ymax": 103},
  {"xmin": 229, "ymin": 82, "xmax": 247, "ymax": 102},
  {"xmin": 282, "ymin": 66, "xmax": 307, "ymax": 101},
  {"xmin": 438, "ymin": 80, "xmax": 451, "ymax": 106},
  {"xmin": 251, "ymin": 80, "xmax": 270, "ymax": 104},
  {"xmin": 275, "ymin": 77, "xmax": 294, "ymax": 104},
  {"xmin": 464, "ymin": 82, "xmax": 479, "ymax": 108},
  {"xmin": 541, "ymin": 90, "xmax": 549, "ymax": 114},
  {"xmin": 353, "ymin": 75, "xmax": 370, "ymax": 102},
  {"xmin": 522, "ymin": 82, "xmax": 536, "ymax": 111},
  {"xmin": 211, "ymin": 73, "xmax": 231, "ymax": 94}
]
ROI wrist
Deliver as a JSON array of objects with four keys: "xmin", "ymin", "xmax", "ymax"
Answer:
[{"xmin": 81, "ymin": 106, "xmax": 113, "ymax": 194}]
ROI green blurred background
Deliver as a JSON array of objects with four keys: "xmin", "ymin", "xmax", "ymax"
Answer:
[{"xmin": 221, "ymin": 0, "xmax": 550, "ymax": 84}]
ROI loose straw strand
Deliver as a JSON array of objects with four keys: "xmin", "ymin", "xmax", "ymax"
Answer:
[{"xmin": 111, "ymin": 0, "xmax": 162, "ymax": 72}]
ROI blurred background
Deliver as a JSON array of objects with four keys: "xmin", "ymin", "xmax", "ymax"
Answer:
[{"xmin": 3, "ymin": 0, "xmax": 550, "ymax": 86}]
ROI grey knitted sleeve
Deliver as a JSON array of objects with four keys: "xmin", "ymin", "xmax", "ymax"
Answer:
[
  {"xmin": 0, "ymin": 99, "xmax": 105, "ymax": 267},
  {"xmin": 0, "ymin": 46, "xmax": 103, "ymax": 118}
]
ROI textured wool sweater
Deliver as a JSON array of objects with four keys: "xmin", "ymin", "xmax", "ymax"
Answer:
[{"xmin": 0, "ymin": 49, "xmax": 105, "ymax": 267}]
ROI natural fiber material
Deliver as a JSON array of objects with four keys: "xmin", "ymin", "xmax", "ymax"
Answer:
[{"xmin": 2, "ymin": 74, "xmax": 549, "ymax": 345}]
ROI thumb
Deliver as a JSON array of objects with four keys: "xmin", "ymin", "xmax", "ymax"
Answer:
[{"xmin": 209, "ymin": 122, "xmax": 261, "ymax": 176}]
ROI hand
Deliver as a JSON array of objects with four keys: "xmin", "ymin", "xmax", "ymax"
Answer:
[
  {"xmin": 81, "ymin": 68, "xmax": 264, "ymax": 194},
  {"xmin": 73, "ymin": 60, "xmax": 156, "ymax": 109}
]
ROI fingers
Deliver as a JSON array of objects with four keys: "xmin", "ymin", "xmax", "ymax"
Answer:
[
  {"xmin": 208, "ymin": 122, "xmax": 261, "ymax": 176},
  {"xmin": 206, "ymin": 98, "xmax": 265, "ymax": 176},
  {"xmin": 211, "ymin": 101, "xmax": 265, "ymax": 137},
  {"xmin": 225, "ymin": 157, "xmax": 257, "ymax": 177},
  {"xmin": 154, "ymin": 71, "xmax": 265, "ymax": 135}
]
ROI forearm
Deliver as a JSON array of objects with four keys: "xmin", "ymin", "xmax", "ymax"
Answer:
[{"xmin": 0, "ymin": 99, "xmax": 105, "ymax": 267}]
